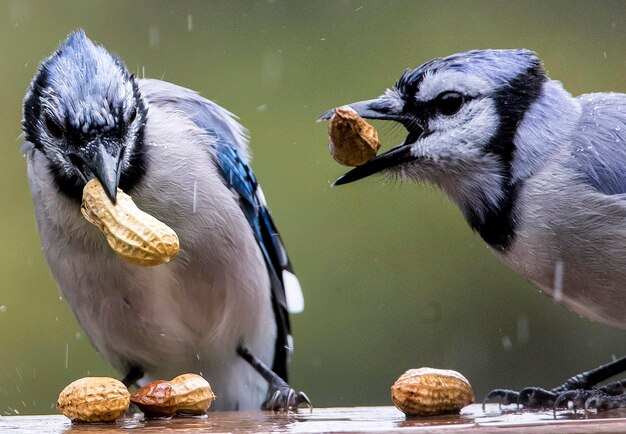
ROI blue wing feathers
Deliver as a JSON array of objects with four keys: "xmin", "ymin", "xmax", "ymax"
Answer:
[
  {"xmin": 213, "ymin": 144, "xmax": 292, "ymax": 314},
  {"xmin": 210, "ymin": 136, "xmax": 293, "ymax": 381},
  {"xmin": 140, "ymin": 78, "xmax": 295, "ymax": 380}
]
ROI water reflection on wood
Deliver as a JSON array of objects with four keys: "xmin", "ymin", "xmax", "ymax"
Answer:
[{"xmin": 3, "ymin": 405, "xmax": 626, "ymax": 433}]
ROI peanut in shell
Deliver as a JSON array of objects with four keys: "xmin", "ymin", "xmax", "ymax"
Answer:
[
  {"xmin": 391, "ymin": 367, "xmax": 474, "ymax": 417},
  {"xmin": 328, "ymin": 106, "xmax": 380, "ymax": 166},
  {"xmin": 130, "ymin": 373, "xmax": 216, "ymax": 417},
  {"xmin": 56, "ymin": 377, "xmax": 130, "ymax": 423},
  {"xmin": 81, "ymin": 178, "xmax": 179, "ymax": 266}
]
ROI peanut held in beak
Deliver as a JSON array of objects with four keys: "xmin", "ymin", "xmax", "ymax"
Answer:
[
  {"xmin": 328, "ymin": 106, "xmax": 380, "ymax": 166},
  {"xmin": 81, "ymin": 178, "xmax": 179, "ymax": 266}
]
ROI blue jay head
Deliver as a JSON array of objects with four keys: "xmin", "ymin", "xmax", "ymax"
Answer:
[
  {"xmin": 22, "ymin": 30, "xmax": 147, "ymax": 203},
  {"xmin": 322, "ymin": 49, "xmax": 546, "ymax": 187}
]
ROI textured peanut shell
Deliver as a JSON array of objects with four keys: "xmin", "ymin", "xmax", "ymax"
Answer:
[
  {"xmin": 328, "ymin": 106, "xmax": 380, "ymax": 166},
  {"xmin": 81, "ymin": 178, "xmax": 179, "ymax": 266},
  {"xmin": 391, "ymin": 368, "xmax": 474, "ymax": 417},
  {"xmin": 57, "ymin": 377, "xmax": 130, "ymax": 423},
  {"xmin": 130, "ymin": 373, "xmax": 216, "ymax": 417}
]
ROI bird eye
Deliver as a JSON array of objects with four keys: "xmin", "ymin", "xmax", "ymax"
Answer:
[
  {"xmin": 434, "ymin": 91, "xmax": 464, "ymax": 116},
  {"xmin": 45, "ymin": 115, "xmax": 64, "ymax": 139},
  {"xmin": 128, "ymin": 107, "xmax": 137, "ymax": 124}
]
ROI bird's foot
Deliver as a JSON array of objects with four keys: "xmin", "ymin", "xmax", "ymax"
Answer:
[
  {"xmin": 483, "ymin": 387, "xmax": 557, "ymax": 409},
  {"xmin": 483, "ymin": 356, "xmax": 626, "ymax": 413},
  {"xmin": 121, "ymin": 365, "xmax": 144, "ymax": 388},
  {"xmin": 553, "ymin": 382, "xmax": 626, "ymax": 416},
  {"xmin": 264, "ymin": 380, "xmax": 312, "ymax": 412},
  {"xmin": 237, "ymin": 345, "xmax": 312, "ymax": 412}
]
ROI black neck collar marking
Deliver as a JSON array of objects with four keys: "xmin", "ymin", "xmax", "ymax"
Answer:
[{"xmin": 467, "ymin": 64, "xmax": 546, "ymax": 251}]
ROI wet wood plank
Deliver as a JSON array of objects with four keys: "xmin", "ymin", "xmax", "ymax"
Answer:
[{"xmin": 3, "ymin": 404, "xmax": 626, "ymax": 433}]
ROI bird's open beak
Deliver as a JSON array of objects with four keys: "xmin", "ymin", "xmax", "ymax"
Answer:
[
  {"xmin": 332, "ymin": 143, "xmax": 416, "ymax": 186},
  {"xmin": 319, "ymin": 98, "xmax": 421, "ymax": 186},
  {"xmin": 68, "ymin": 139, "xmax": 123, "ymax": 203},
  {"xmin": 319, "ymin": 98, "xmax": 407, "ymax": 122}
]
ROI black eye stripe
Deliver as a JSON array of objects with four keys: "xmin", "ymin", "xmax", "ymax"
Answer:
[{"xmin": 405, "ymin": 94, "xmax": 471, "ymax": 124}]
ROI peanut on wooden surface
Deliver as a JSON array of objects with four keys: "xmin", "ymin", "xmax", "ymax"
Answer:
[
  {"xmin": 56, "ymin": 377, "xmax": 130, "ymax": 423},
  {"xmin": 328, "ymin": 106, "xmax": 380, "ymax": 166},
  {"xmin": 130, "ymin": 373, "xmax": 216, "ymax": 417},
  {"xmin": 391, "ymin": 368, "xmax": 474, "ymax": 417},
  {"xmin": 81, "ymin": 178, "xmax": 179, "ymax": 266}
]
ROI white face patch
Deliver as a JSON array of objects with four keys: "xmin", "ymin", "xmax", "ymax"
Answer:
[
  {"xmin": 425, "ymin": 96, "xmax": 499, "ymax": 143},
  {"xmin": 416, "ymin": 70, "xmax": 491, "ymax": 103},
  {"xmin": 404, "ymin": 97, "xmax": 503, "ymax": 221},
  {"xmin": 381, "ymin": 88, "xmax": 405, "ymax": 112}
]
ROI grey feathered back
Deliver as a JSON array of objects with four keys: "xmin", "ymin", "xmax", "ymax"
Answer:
[
  {"xmin": 139, "ymin": 78, "xmax": 250, "ymax": 161},
  {"xmin": 570, "ymin": 93, "xmax": 626, "ymax": 195}
]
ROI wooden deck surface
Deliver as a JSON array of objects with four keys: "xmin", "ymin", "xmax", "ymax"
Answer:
[{"xmin": 3, "ymin": 404, "xmax": 626, "ymax": 433}]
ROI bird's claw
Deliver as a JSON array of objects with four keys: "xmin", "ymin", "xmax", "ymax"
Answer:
[
  {"xmin": 552, "ymin": 389, "xmax": 589, "ymax": 417},
  {"xmin": 264, "ymin": 385, "xmax": 312, "ymax": 412},
  {"xmin": 482, "ymin": 389, "xmax": 520, "ymax": 410},
  {"xmin": 583, "ymin": 390, "xmax": 626, "ymax": 412},
  {"xmin": 551, "ymin": 389, "xmax": 626, "ymax": 417}
]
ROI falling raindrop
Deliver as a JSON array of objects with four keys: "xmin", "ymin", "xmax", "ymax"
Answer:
[
  {"xmin": 552, "ymin": 260, "xmax": 564, "ymax": 303},
  {"xmin": 0, "ymin": 306, "xmax": 7, "ymax": 313},
  {"xmin": 187, "ymin": 14, "xmax": 193, "ymax": 32},
  {"xmin": 501, "ymin": 335, "xmax": 513, "ymax": 352},
  {"xmin": 149, "ymin": 26, "xmax": 160, "ymax": 48}
]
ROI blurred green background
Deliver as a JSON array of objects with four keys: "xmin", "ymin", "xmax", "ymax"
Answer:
[{"xmin": 0, "ymin": 0, "xmax": 625, "ymax": 415}]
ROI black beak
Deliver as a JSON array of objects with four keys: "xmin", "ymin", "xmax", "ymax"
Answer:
[
  {"xmin": 333, "ymin": 143, "xmax": 416, "ymax": 186},
  {"xmin": 68, "ymin": 139, "xmax": 123, "ymax": 203},
  {"xmin": 320, "ymin": 97, "xmax": 422, "ymax": 186},
  {"xmin": 319, "ymin": 98, "xmax": 408, "ymax": 123}
]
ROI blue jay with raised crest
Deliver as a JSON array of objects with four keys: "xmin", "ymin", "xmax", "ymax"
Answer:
[
  {"xmin": 22, "ymin": 30, "xmax": 310, "ymax": 412},
  {"xmin": 321, "ymin": 49, "xmax": 626, "ymax": 412}
]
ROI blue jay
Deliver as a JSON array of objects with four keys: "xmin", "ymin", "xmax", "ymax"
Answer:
[
  {"xmin": 22, "ymin": 30, "xmax": 310, "ymax": 412},
  {"xmin": 321, "ymin": 49, "xmax": 626, "ymax": 412}
]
